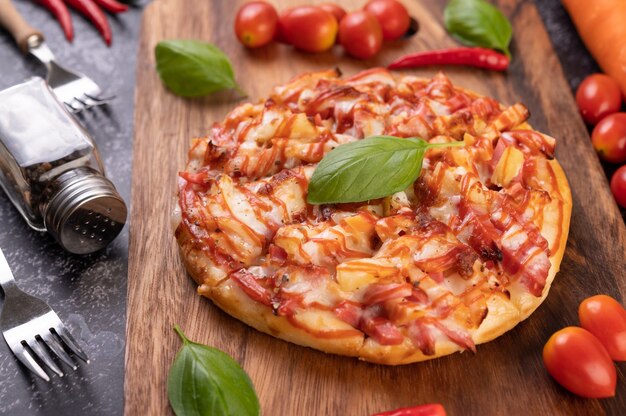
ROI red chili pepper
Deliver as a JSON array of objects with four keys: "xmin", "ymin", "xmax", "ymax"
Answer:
[
  {"xmin": 372, "ymin": 403, "xmax": 447, "ymax": 416},
  {"xmin": 36, "ymin": 0, "xmax": 74, "ymax": 41},
  {"xmin": 387, "ymin": 47, "xmax": 509, "ymax": 71},
  {"xmin": 91, "ymin": 0, "xmax": 128, "ymax": 14},
  {"xmin": 65, "ymin": 0, "xmax": 112, "ymax": 45}
]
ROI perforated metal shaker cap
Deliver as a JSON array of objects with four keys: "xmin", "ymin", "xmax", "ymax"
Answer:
[{"xmin": 43, "ymin": 168, "xmax": 127, "ymax": 254}]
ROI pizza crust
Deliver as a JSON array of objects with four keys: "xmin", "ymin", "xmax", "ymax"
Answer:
[
  {"xmin": 176, "ymin": 225, "xmax": 228, "ymax": 287},
  {"xmin": 515, "ymin": 158, "xmax": 572, "ymax": 321}
]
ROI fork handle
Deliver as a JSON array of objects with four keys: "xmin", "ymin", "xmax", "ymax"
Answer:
[{"xmin": 0, "ymin": 0, "xmax": 44, "ymax": 53}]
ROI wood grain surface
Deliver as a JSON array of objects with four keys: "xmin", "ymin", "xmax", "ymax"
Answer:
[{"xmin": 125, "ymin": 0, "xmax": 626, "ymax": 414}]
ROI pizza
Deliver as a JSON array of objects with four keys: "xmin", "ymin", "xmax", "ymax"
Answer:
[{"xmin": 173, "ymin": 68, "xmax": 572, "ymax": 365}]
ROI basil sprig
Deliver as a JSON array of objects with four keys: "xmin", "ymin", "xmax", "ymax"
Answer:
[
  {"xmin": 444, "ymin": 0, "xmax": 513, "ymax": 58},
  {"xmin": 167, "ymin": 325, "xmax": 260, "ymax": 416},
  {"xmin": 155, "ymin": 40, "xmax": 243, "ymax": 98},
  {"xmin": 307, "ymin": 136, "xmax": 464, "ymax": 204}
]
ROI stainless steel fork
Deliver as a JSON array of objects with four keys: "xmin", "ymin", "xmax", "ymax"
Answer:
[
  {"xmin": 0, "ymin": 248, "xmax": 88, "ymax": 381},
  {"xmin": 0, "ymin": 0, "xmax": 113, "ymax": 113},
  {"xmin": 25, "ymin": 34, "xmax": 114, "ymax": 113}
]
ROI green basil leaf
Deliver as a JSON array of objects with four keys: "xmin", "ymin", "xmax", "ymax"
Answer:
[
  {"xmin": 307, "ymin": 136, "xmax": 463, "ymax": 204},
  {"xmin": 155, "ymin": 40, "xmax": 242, "ymax": 98},
  {"xmin": 444, "ymin": 0, "xmax": 513, "ymax": 58},
  {"xmin": 167, "ymin": 325, "xmax": 260, "ymax": 416}
]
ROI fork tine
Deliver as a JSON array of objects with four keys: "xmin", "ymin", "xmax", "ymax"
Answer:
[
  {"xmin": 64, "ymin": 101, "xmax": 81, "ymax": 114},
  {"xmin": 41, "ymin": 332, "xmax": 77, "ymax": 370},
  {"xmin": 26, "ymin": 339, "xmax": 64, "ymax": 377},
  {"xmin": 78, "ymin": 95, "xmax": 100, "ymax": 108},
  {"xmin": 70, "ymin": 98, "xmax": 86, "ymax": 112},
  {"xmin": 84, "ymin": 93, "xmax": 115, "ymax": 105},
  {"xmin": 54, "ymin": 327, "xmax": 89, "ymax": 363},
  {"xmin": 11, "ymin": 343, "xmax": 50, "ymax": 382},
  {"xmin": 74, "ymin": 94, "xmax": 114, "ymax": 111},
  {"xmin": 74, "ymin": 95, "xmax": 91, "ymax": 108}
]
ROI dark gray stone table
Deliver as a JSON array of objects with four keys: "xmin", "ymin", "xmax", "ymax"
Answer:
[
  {"xmin": 0, "ymin": 1, "xmax": 143, "ymax": 414},
  {"xmin": 0, "ymin": 0, "xmax": 621, "ymax": 415}
]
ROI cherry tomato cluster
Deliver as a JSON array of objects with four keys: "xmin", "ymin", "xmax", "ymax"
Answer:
[
  {"xmin": 543, "ymin": 294, "xmax": 626, "ymax": 398},
  {"xmin": 234, "ymin": 0, "xmax": 414, "ymax": 59},
  {"xmin": 575, "ymin": 73, "xmax": 626, "ymax": 208}
]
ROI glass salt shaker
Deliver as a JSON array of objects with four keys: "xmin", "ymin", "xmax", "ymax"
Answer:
[{"xmin": 0, "ymin": 77, "xmax": 127, "ymax": 254}]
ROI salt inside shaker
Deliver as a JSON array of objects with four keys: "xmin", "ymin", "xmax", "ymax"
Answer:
[{"xmin": 0, "ymin": 77, "xmax": 127, "ymax": 254}]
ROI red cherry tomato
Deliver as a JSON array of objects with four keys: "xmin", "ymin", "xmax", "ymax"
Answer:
[
  {"xmin": 364, "ymin": 0, "xmax": 410, "ymax": 41},
  {"xmin": 319, "ymin": 3, "xmax": 346, "ymax": 23},
  {"xmin": 234, "ymin": 1, "xmax": 278, "ymax": 48},
  {"xmin": 339, "ymin": 11, "xmax": 383, "ymax": 59},
  {"xmin": 591, "ymin": 112, "xmax": 626, "ymax": 163},
  {"xmin": 543, "ymin": 327, "xmax": 616, "ymax": 398},
  {"xmin": 611, "ymin": 165, "xmax": 626, "ymax": 208},
  {"xmin": 279, "ymin": 6, "xmax": 338, "ymax": 53},
  {"xmin": 274, "ymin": 8, "xmax": 291, "ymax": 44},
  {"xmin": 579, "ymin": 295, "xmax": 626, "ymax": 361},
  {"xmin": 372, "ymin": 403, "xmax": 446, "ymax": 416},
  {"xmin": 575, "ymin": 74, "xmax": 622, "ymax": 125}
]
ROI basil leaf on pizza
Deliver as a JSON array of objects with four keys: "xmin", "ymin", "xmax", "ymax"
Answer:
[
  {"xmin": 167, "ymin": 325, "xmax": 260, "ymax": 416},
  {"xmin": 307, "ymin": 136, "xmax": 464, "ymax": 204}
]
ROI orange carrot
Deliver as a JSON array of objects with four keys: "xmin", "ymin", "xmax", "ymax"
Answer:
[{"xmin": 562, "ymin": 0, "xmax": 626, "ymax": 97}]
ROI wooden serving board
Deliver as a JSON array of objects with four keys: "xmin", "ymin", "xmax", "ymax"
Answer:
[{"xmin": 125, "ymin": 0, "xmax": 626, "ymax": 414}]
